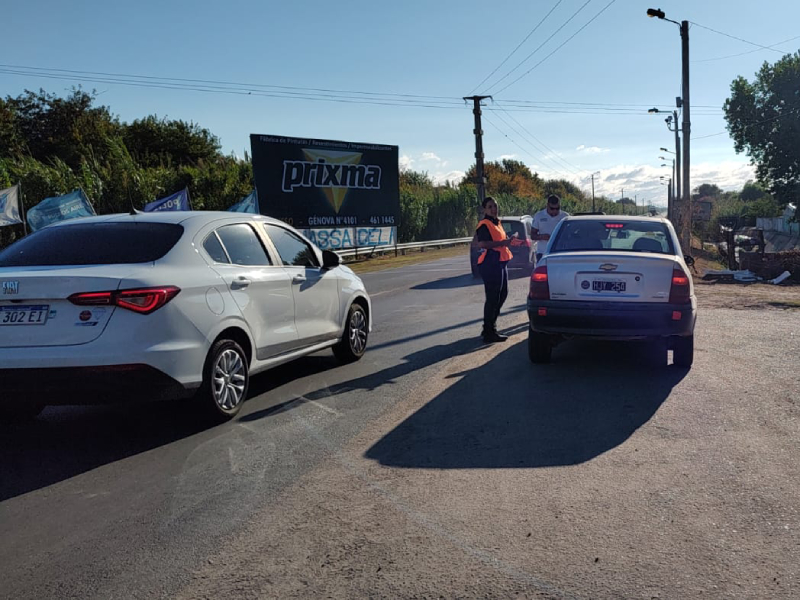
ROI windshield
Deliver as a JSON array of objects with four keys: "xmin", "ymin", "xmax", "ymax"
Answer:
[{"xmin": 550, "ymin": 220, "xmax": 675, "ymax": 255}]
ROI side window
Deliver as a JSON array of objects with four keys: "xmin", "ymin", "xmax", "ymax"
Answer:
[
  {"xmin": 263, "ymin": 225, "xmax": 319, "ymax": 267},
  {"xmin": 215, "ymin": 224, "xmax": 272, "ymax": 266},
  {"xmin": 203, "ymin": 233, "xmax": 230, "ymax": 264}
]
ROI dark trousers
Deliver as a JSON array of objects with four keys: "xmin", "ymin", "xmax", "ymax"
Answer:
[{"xmin": 480, "ymin": 261, "xmax": 508, "ymax": 334}]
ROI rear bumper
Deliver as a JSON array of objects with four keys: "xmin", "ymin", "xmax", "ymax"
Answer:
[
  {"xmin": 527, "ymin": 299, "xmax": 695, "ymax": 339},
  {"xmin": 0, "ymin": 364, "xmax": 195, "ymax": 405}
]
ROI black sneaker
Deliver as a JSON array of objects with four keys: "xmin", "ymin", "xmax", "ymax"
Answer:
[{"xmin": 483, "ymin": 331, "xmax": 508, "ymax": 343}]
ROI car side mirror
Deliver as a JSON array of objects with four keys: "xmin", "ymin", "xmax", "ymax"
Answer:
[
  {"xmin": 684, "ymin": 255, "xmax": 695, "ymax": 267},
  {"xmin": 322, "ymin": 249, "xmax": 341, "ymax": 269}
]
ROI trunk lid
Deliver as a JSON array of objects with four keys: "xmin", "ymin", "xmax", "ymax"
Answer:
[
  {"xmin": 545, "ymin": 252, "xmax": 679, "ymax": 303},
  {"xmin": 0, "ymin": 265, "xmax": 146, "ymax": 347}
]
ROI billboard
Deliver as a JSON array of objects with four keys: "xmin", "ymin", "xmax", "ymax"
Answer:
[{"xmin": 250, "ymin": 134, "xmax": 399, "ymax": 233}]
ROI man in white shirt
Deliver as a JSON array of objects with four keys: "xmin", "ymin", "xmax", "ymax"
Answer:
[{"xmin": 531, "ymin": 194, "xmax": 569, "ymax": 262}]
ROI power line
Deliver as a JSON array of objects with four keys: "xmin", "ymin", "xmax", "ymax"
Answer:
[
  {"xmin": 486, "ymin": 0, "xmax": 595, "ymax": 94},
  {"xmin": 689, "ymin": 22, "xmax": 788, "ymax": 54},
  {"xmin": 0, "ymin": 62, "xmax": 461, "ymax": 102},
  {"xmin": 493, "ymin": 0, "xmax": 617, "ymax": 95},
  {"xmin": 471, "ymin": 0, "xmax": 566, "ymax": 94},
  {"xmin": 693, "ymin": 34, "xmax": 800, "ymax": 63},
  {"xmin": 693, "ymin": 107, "xmax": 800, "ymax": 141},
  {"xmin": 494, "ymin": 102, "xmax": 589, "ymax": 176},
  {"xmin": 482, "ymin": 112, "xmax": 575, "ymax": 181},
  {"xmin": 491, "ymin": 108, "xmax": 584, "ymax": 177},
  {"xmin": 0, "ymin": 61, "xmax": 724, "ymax": 112}
]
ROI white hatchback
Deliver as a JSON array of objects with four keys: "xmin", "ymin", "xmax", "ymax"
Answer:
[
  {"xmin": 527, "ymin": 215, "xmax": 696, "ymax": 366},
  {"xmin": 0, "ymin": 212, "xmax": 371, "ymax": 421}
]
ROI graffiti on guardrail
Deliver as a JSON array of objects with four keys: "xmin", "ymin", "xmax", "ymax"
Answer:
[{"xmin": 301, "ymin": 226, "xmax": 397, "ymax": 250}]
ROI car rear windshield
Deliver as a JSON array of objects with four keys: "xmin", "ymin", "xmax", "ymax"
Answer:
[
  {"xmin": 0, "ymin": 222, "xmax": 184, "ymax": 266},
  {"xmin": 502, "ymin": 221, "xmax": 528, "ymax": 239},
  {"xmin": 551, "ymin": 220, "xmax": 675, "ymax": 255}
]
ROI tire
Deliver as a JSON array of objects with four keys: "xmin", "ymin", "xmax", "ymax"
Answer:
[
  {"xmin": 673, "ymin": 334, "xmax": 694, "ymax": 368},
  {"xmin": 528, "ymin": 329, "xmax": 552, "ymax": 364},
  {"xmin": 0, "ymin": 401, "xmax": 45, "ymax": 424},
  {"xmin": 198, "ymin": 339, "xmax": 249, "ymax": 421},
  {"xmin": 333, "ymin": 303, "xmax": 369, "ymax": 363}
]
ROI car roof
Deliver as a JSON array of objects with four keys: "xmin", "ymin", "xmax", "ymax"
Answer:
[
  {"xmin": 562, "ymin": 214, "xmax": 668, "ymax": 224},
  {"xmin": 44, "ymin": 211, "xmax": 289, "ymax": 228},
  {"xmin": 501, "ymin": 215, "xmax": 531, "ymax": 221}
]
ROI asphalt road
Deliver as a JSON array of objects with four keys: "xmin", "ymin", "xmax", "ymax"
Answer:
[{"xmin": 2, "ymin": 256, "xmax": 799, "ymax": 599}]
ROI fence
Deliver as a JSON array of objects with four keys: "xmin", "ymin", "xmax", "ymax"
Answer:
[{"xmin": 757, "ymin": 216, "xmax": 799, "ymax": 236}]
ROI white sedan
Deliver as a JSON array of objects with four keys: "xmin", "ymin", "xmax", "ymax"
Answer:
[
  {"xmin": 0, "ymin": 212, "xmax": 371, "ymax": 421},
  {"xmin": 527, "ymin": 215, "xmax": 696, "ymax": 366}
]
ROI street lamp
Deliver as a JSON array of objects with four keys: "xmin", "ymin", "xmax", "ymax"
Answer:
[
  {"xmin": 647, "ymin": 7, "xmax": 691, "ymax": 254},
  {"xmin": 649, "ymin": 108, "xmax": 682, "ymax": 222}
]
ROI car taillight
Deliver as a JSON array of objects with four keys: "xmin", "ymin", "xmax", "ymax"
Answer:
[
  {"xmin": 69, "ymin": 286, "xmax": 180, "ymax": 315},
  {"xmin": 669, "ymin": 269, "xmax": 691, "ymax": 304},
  {"xmin": 529, "ymin": 266, "xmax": 550, "ymax": 300}
]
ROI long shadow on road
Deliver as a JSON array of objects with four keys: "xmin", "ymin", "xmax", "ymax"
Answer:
[
  {"xmin": 411, "ymin": 269, "xmax": 530, "ymax": 291},
  {"xmin": 0, "ymin": 355, "xmax": 342, "ymax": 502},
  {"xmin": 365, "ymin": 338, "xmax": 687, "ymax": 469}
]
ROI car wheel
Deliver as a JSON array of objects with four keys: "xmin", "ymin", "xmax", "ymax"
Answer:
[
  {"xmin": 528, "ymin": 329, "xmax": 552, "ymax": 364},
  {"xmin": 198, "ymin": 339, "xmax": 249, "ymax": 421},
  {"xmin": 0, "ymin": 400, "xmax": 45, "ymax": 424},
  {"xmin": 673, "ymin": 334, "xmax": 694, "ymax": 368},
  {"xmin": 333, "ymin": 303, "xmax": 369, "ymax": 363}
]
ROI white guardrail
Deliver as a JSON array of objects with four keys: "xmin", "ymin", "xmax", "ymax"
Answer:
[{"xmin": 335, "ymin": 236, "xmax": 473, "ymax": 259}]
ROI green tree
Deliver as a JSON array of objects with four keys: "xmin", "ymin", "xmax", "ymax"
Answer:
[
  {"xmin": 724, "ymin": 52, "xmax": 800, "ymax": 205},
  {"xmin": 123, "ymin": 115, "xmax": 221, "ymax": 168}
]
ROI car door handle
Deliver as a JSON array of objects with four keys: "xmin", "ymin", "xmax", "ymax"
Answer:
[
  {"xmin": 292, "ymin": 274, "xmax": 307, "ymax": 283},
  {"xmin": 231, "ymin": 277, "xmax": 251, "ymax": 290}
]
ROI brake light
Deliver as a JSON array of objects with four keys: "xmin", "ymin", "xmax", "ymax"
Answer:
[
  {"xmin": 69, "ymin": 286, "xmax": 180, "ymax": 315},
  {"xmin": 605, "ymin": 223, "xmax": 624, "ymax": 229},
  {"xmin": 529, "ymin": 266, "xmax": 550, "ymax": 300},
  {"xmin": 669, "ymin": 269, "xmax": 691, "ymax": 304}
]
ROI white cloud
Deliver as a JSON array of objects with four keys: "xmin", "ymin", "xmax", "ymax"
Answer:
[
  {"xmin": 399, "ymin": 154, "xmax": 414, "ymax": 171},
  {"xmin": 421, "ymin": 152, "xmax": 442, "ymax": 162},
  {"xmin": 576, "ymin": 145, "xmax": 610, "ymax": 154},
  {"xmin": 431, "ymin": 170, "xmax": 466, "ymax": 186},
  {"xmin": 497, "ymin": 154, "xmax": 517, "ymax": 160}
]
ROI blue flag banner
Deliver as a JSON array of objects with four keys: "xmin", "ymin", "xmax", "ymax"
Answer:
[
  {"xmin": 145, "ymin": 188, "xmax": 191, "ymax": 212},
  {"xmin": 27, "ymin": 189, "xmax": 96, "ymax": 231},
  {"xmin": 227, "ymin": 190, "xmax": 259, "ymax": 213},
  {"xmin": 0, "ymin": 184, "xmax": 23, "ymax": 227}
]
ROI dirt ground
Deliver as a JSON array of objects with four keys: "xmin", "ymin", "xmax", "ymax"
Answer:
[{"xmin": 692, "ymin": 243, "xmax": 800, "ymax": 310}]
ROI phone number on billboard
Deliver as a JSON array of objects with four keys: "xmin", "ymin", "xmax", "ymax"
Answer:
[{"xmin": 368, "ymin": 216, "xmax": 396, "ymax": 225}]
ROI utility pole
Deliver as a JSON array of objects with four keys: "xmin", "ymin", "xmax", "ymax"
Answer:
[
  {"xmin": 680, "ymin": 20, "xmax": 691, "ymax": 254},
  {"xmin": 591, "ymin": 174, "xmax": 596, "ymax": 212},
  {"xmin": 621, "ymin": 188, "xmax": 624, "ymax": 215},
  {"xmin": 673, "ymin": 109, "xmax": 681, "ymax": 219},
  {"xmin": 635, "ymin": 194, "xmax": 638, "ymax": 215},
  {"xmin": 463, "ymin": 95, "xmax": 492, "ymax": 204}
]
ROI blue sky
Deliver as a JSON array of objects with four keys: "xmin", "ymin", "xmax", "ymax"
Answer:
[{"xmin": 3, "ymin": 0, "xmax": 799, "ymax": 208}]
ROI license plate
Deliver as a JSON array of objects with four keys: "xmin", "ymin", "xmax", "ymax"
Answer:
[
  {"xmin": 592, "ymin": 280, "xmax": 626, "ymax": 293},
  {"xmin": 0, "ymin": 305, "xmax": 50, "ymax": 326}
]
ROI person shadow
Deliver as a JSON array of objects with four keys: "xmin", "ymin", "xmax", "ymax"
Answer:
[{"xmin": 365, "ymin": 338, "xmax": 688, "ymax": 469}]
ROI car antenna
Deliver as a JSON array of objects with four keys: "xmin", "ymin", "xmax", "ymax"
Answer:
[{"xmin": 128, "ymin": 187, "xmax": 139, "ymax": 215}]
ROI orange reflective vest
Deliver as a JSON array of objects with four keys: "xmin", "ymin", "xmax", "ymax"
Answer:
[{"xmin": 476, "ymin": 218, "xmax": 513, "ymax": 264}]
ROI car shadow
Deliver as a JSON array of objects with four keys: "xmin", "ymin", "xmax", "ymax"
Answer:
[
  {"xmin": 0, "ymin": 354, "xmax": 343, "ymax": 502},
  {"xmin": 239, "ymin": 321, "xmax": 531, "ymax": 424},
  {"xmin": 364, "ymin": 338, "xmax": 687, "ymax": 469}
]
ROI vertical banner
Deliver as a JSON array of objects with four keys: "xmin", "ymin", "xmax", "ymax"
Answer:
[
  {"xmin": 144, "ymin": 188, "xmax": 191, "ymax": 212},
  {"xmin": 227, "ymin": 190, "xmax": 259, "ymax": 213},
  {"xmin": 0, "ymin": 184, "xmax": 23, "ymax": 227},
  {"xmin": 26, "ymin": 189, "xmax": 96, "ymax": 231},
  {"xmin": 249, "ymin": 134, "xmax": 399, "ymax": 248}
]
